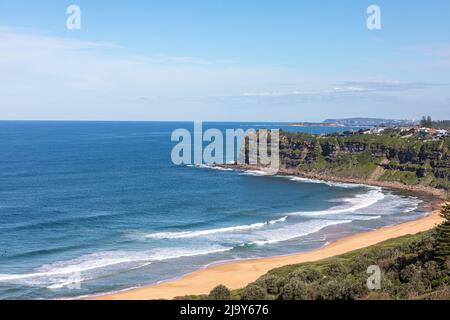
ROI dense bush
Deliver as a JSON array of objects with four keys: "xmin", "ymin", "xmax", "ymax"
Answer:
[
  {"xmin": 325, "ymin": 261, "xmax": 348, "ymax": 278},
  {"xmin": 208, "ymin": 285, "xmax": 231, "ymax": 300},
  {"xmin": 258, "ymin": 274, "xmax": 283, "ymax": 295},
  {"xmin": 240, "ymin": 284, "xmax": 267, "ymax": 300},
  {"xmin": 279, "ymin": 279, "xmax": 310, "ymax": 300},
  {"xmin": 289, "ymin": 267, "xmax": 321, "ymax": 283}
]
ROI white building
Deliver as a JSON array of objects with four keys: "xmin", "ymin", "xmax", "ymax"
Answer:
[{"xmin": 370, "ymin": 127, "xmax": 385, "ymax": 135}]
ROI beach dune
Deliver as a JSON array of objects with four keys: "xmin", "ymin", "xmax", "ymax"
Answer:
[{"xmin": 97, "ymin": 208, "xmax": 444, "ymax": 300}]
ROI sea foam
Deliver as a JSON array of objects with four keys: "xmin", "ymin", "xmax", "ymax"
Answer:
[
  {"xmin": 144, "ymin": 216, "xmax": 288, "ymax": 239},
  {"xmin": 291, "ymin": 187, "xmax": 385, "ymax": 217},
  {"xmin": 0, "ymin": 246, "xmax": 232, "ymax": 288}
]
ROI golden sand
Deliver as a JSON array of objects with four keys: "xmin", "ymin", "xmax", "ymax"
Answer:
[{"xmin": 97, "ymin": 208, "xmax": 444, "ymax": 300}]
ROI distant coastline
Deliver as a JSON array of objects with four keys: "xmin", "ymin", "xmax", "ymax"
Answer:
[
  {"xmin": 288, "ymin": 117, "xmax": 418, "ymax": 128},
  {"xmin": 288, "ymin": 123, "xmax": 345, "ymax": 127}
]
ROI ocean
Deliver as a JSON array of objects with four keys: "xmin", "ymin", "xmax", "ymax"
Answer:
[{"xmin": 0, "ymin": 121, "xmax": 431, "ymax": 299}]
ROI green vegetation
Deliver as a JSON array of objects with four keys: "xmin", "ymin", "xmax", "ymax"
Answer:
[
  {"xmin": 421, "ymin": 115, "xmax": 450, "ymax": 130},
  {"xmin": 277, "ymin": 130, "xmax": 450, "ymax": 190},
  {"xmin": 380, "ymin": 170, "xmax": 419, "ymax": 185},
  {"xmin": 436, "ymin": 204, "xmax": 450, "ymax": 263},
  {"xmin": 208, "ymin": 285, "xmax": 232, "ymax": 300},
  {"xmin": 433, "ymin": 120, "xmax": 450, "ymax": 130},
  {"xmin": 421, "ymin": 116, "xmax": 433, "ymax": 128},
  {"xmin": 240, "ymin": 232, "xmax": 448, "ymax": 300}
]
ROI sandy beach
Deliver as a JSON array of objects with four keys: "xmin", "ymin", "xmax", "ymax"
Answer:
[{"xmin": 97, "ymin": 205, "xmax": 445, "ymax": 300}]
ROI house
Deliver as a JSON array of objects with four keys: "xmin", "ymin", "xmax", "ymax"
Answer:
[
  {"xmin": 436, "ymin": 129, "xmax": 448, "ymax": 138},
  {"xmin": 370, "ymin": 127, "xmax": 385, "ymax": 135}
]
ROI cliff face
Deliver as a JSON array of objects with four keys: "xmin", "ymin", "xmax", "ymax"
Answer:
[{"xmin": 277, "ymin": 132, "xmax": 450, "ymax": 190}]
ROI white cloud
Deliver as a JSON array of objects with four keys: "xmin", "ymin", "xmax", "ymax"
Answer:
[
  {"xmin": 240, "ymin": 80, "xmax": 444, "ymax": 98},
  {"xmin": 0, "ymin": 27, "xmax": 319, "ymax": 120},
  {"xmin": 0, "ymin": 27, "xmax": 448, "ymax": 121}
]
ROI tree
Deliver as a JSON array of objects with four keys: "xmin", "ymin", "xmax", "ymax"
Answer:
[
  {"xmin": 435, "ymin": 204, "xmax": 450, "ymax": 264},
  {"xmin": 420, "ymin": 116, "xmax": 433, "ymax": 128},
  {"xmin": 208, "ymin": 285, "xmax": 231, "ymax": 300}
]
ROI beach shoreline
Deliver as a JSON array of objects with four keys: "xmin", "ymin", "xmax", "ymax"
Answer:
[
  {"xmin": 216, "ymin": 164, "xmax": 449, "ymax": 200},
  {"xmin": 95, "ymin": 201, "xmax": 446, "ymax": 300}
]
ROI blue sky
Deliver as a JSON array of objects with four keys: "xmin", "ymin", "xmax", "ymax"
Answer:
[{"xmin": 0, "ymin": 0, "xmax": 449, "ymax": 121}]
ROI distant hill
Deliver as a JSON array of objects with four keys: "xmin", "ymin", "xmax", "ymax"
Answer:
[{"xmin": 323, "ymin": 118, "xmax": 418, "ymax": 127}]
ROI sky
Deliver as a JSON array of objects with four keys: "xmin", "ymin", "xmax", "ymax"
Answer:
[{"xmin": 0, "ymin": 0, "xmax": 449, "ymax": 121}]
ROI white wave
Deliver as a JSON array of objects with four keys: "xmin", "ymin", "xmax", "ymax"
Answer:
[
  {"xmin": 145, "ymin": 216, "xmax": 288, "ymax": 240},
  {"xmin": 187, "ymin": 164, "xmax": 234, "ymax": 171},
  {"xmin": 357, "ymin": 193, "xmax": 421, "ymax": 216},
  {"xmin": 247, "ymin": 219, "xmax": 352, "ymax": 246},
  {"xmin": 237, "ymin": 171, "xmax": 368, "ymax": 189},
  {"xmin": 287, "ymin": 176, "xmax": 365, "ymax": 189},
  {"xmin": 344, "ymin": 215, "xmax": 382, "ymax": 221},
  {"xmin": 209, "ymin": 166, "xmax": 234, "ymax": 171},
  {"xmin": 291, "ymin": 188, "xmax": 385, "ymax": 217},
  {"xmin": 239, "ymin": 170, "xmax": 271, "ymax": 176},
  {"xmin": 0, "ymin": 246, "xmax": 231, "ymax": 288}
]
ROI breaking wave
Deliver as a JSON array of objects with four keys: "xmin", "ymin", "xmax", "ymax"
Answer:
[
  {"xmin": 0, "ymin": 246, "xmax": 232, "ymax": 288},
  {"xmin": 244, "ymin": 219, "xmax": 353, "ymax": 246},
  {"xmin": 287, "ymin": 176, "xmax": 366, "ymax": 189},
  {"xmin": 144, "ymin": 216, "xmax": 288, "ymax": 239},
  {"xmin": 291, "ymin": 187, "xmax": 385, "ymax": 217}
]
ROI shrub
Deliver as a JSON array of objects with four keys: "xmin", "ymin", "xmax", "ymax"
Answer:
[
  {"xmin": 325, "ymin": 260, "xmax": 348, "ymax": 278},
  {"xmin": 240, "ymin": 284, "xmax": 267, "ymax": 300},
  {"xmin": 399, "ymin": 264, "xmax": 421, "ymax": 283},
  {"xmin": 279, "ymin": 279, "xmax": 309, "ymax": 300},
  {"xmin": 316, "ymin": 275, "xmax": 369, "ymax": 300},
  {"xmin": 398, "ymin": 282, "xmax": 426, "ymax": 299},
  {"xmin": 317, "ymin": 279, "xmax": 343, "ymax": 300},
  {"xmin": 422, "ymin": 261, "xmax": 443, "ymax": 288},
  {"xmin": 348, "ymin": 257, "xmax": 372, "ymax": 273},
  {"xmin": 339, "ymin": 276, "xmax": 369, "ymax": 300},
  {"xmin": 208, "ymin": 285, "xmax": 231, "ymax": 300},
  {"xmin": 258, "ymin": 275, "xmax": 283, "ymax": 295},
  {"xmin": 292, "ymin": 267, "xmax": 321, "ymax": 283}
]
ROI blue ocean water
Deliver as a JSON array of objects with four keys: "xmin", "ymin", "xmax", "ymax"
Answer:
[{"xmin": 0, "ymin": 121, "xmax": 430, "ymax": 299}]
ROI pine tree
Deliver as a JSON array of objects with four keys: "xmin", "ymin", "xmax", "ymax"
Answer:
[
  {"xmin": 420, "ymin": 116, "xmax": 433, "ymax": 128},
  {"xmin": 435, "ymin": 204, "xmax": 450, "ymax": 263}
]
